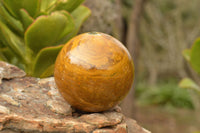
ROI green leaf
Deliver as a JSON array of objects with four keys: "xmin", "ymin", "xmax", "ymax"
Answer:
[
  {"xmin": 0, "ymin": 47, "xmax": 18, "ymax": 64},
  {"xmin": 19, "ymin": 9, "xmax": 34, "ymax": 30},
  {"xmin": 57, "ymin": 11, "xmax": 75, "ymax": 41},
  {"xmin": 179, "ymin": 78, "xmax": 200, "ymax": 92},
  {"xmin": 0, "ymin": 3, "xmax": 23, "ymax": 35},
  {"xmin": 32, "ymin": 45, "xmax": 63, "ymax": 78},
  {"xmin": 60, "ymin": 5, "xmax": 91, "ymax": 43},
  {"xmin": 71, "ymin": 5, "xmax": 91, "ymax": 35},
  {"xmin": 40, "ymin": 64, "xmax": 55, "ymax": 78},
  {"xmin": 0, "ymin": 20, "xmax": 25, "ymax": 62},
  {"xmin": 182, "ymin": 49, "xmax": 191, "ymax": 62},
  {"xmin": 53, "ymin": 0, "xmax": 84, "ymax": 12},
  {"xmin": 40, "ymin": 0, "xmax": 57, "ymax": 12},
  {"xmin": 2, "ymin": 0, "xmax": 40, "ymax": 19},
  {"xmin": 25, "ymin": 11, "xmax": 74, "ymax": 54},
  {"xmin": 190, "ymin": 38, "xmax": 200, "ymax": 74}
]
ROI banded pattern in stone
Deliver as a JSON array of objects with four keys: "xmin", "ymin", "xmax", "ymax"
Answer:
[{"xmin": 55, "ymin": 32, "xmax": 134, "ymax": 112}]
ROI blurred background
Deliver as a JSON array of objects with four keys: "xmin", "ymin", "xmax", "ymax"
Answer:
[{"xmin": 81, "ymin": 0, "xmax": 200, "ymax": 133}]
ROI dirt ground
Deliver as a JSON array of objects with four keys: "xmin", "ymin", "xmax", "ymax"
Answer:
[{"xmin": 132, "ymin": 103, "xmax": 200, "ymax": 133}]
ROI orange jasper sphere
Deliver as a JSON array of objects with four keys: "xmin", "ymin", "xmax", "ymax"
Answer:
[{"xmin": 54, "ymin": 32, "xmax": 134, "ymax": 112}]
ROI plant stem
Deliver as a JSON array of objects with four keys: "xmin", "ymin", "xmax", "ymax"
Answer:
[{"xmin": 24, "ymin": 47, "xmax": 34, "ymax": 76}]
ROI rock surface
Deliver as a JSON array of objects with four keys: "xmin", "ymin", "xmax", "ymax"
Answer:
[
  {"xmin": 0, "ymin": 61, "xmax": 26, "ymax": 84},
  {"xmin": 0, "ymin": 61, "xmax": 150, "ymax": 133}
]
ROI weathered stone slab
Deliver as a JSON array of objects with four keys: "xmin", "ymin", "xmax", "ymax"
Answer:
[
  {"xmin": 0, "ymin": 61, "xmax": 150, "ymax": 133},
  {"xmin": 0, "ymin": 61, "xmax": 26, "ymax": 84}
]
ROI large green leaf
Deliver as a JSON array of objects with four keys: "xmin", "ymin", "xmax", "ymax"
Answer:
[
  {"xmin": 182, "ymin": 49, "xmax": 191, "ymax": 62},
  {"xmin": 0, "ymin": 20, "xmax": 25, "ymax": 61},
  {"xmin": 32, "ymin": 45, "xmax": 63, "ymax": 77},
  {"xmin": 25, "ymin": 11, "xmax": 74, "ymax": 54},
  {"xmin": 39, "ymin": 64, "xmax": 55, "ymax": 78},
  {"xmin": 40, "ymin": 0, "xmax": 57, "ymax": 13},
  {"xmin": 53, "ymin": 0, "xmax": 84, "ymax": 12},
  {"xmin": 71, "ymin": 5, "xmax": 91, "ymax": 35},
  {"xmin": 19, "ymin": 9, "xmax": 34, "ymax": 30},
  {"xmin": 59, "ymin": 5, "xmax": 91, "ymax": 43},
  {"xmin": 190, "ymin": 38, "xmax": 200, "ymax": 74},
  {"xmin": 0, "ymin": 3, "xmax": 23, "ymax": 35},
  {"xmin": 179, "ymin": 78, "xmax": 200, "ymax": 92},
  {"xmin": 58, "ymin": 11, "xmax": 75, "ymax": 40},
  {"xmin": 2, "ymin": 0, "xmax": 40, "ymax": 19}
]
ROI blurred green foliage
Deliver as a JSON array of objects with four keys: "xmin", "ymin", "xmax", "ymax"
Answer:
[
  {"xmin": 136, "ymin": 80, "xmax": 194, "ymax": 109},
  {"xmin": 179, "ymin": 38, "xmax": 200, "ymax": 93},
  {"xmin": 0, "ymin": 0, "xmax": 91, "ymax": 78},
  {"xmin": 139, "ymin": 0, "xmax": 200, "ymax": 87},
  {"xmin": 179, "ymin": 38, "xmax": 200, "ymax": 133}
]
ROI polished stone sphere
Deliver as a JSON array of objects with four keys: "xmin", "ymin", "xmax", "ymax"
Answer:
[{"xmin": 54, "ymin": 32, "xmax": 134, "ymax": 112}]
